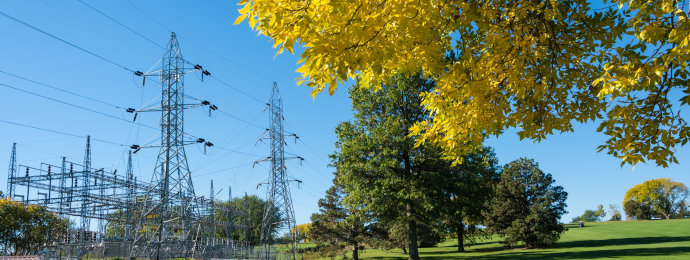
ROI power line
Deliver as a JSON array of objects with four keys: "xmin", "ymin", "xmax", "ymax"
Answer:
[
  {"xmin": 0, "ymin": 82, "xmax": 157, "ymax": 132},
  {"xmin": 77, "ymin": 0, "xmax": 166, "ymax": 50},
  {"xmin": 0, "ymin": 118, "xmax": 126, "ymax": 146},
  {"xmin": 213, "ymin": 145, "xmax": 264, "ymax": 158},
  {"xmin": 0, "ymin": 69, "xmax": 125, "ymax": 109},
  {"xmin": 124, "ymin": 0, "xmax": 275, "ymax": 82},
  {"xmin": 216, "ymin": 110, "xmax": 264, "ymax": 129},
  {"xmin": 207, "ymin": 76, "xmax": 266, "ymax": 104},
  {"xmin": 121, "ymin": 0, "xmax": 270, "ymax": 105},
  {"xmin": 0, "ymin": 10, "xmax": 141, "ymax": 75}
]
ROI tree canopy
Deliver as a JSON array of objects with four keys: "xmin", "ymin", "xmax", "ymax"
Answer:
[
  {"xmin": 310, "ymin": 185, "xmax": 371, "ymax": 260},
  {"xmin": 331, "ymin": 72, "xmax": 441, "ymax": 260},
  {"xmin": 571, "ymin": 204, "xmax": 607, "ymax": 223},
  {"xmin": 216, "ymin": 195, "xmax": 280, "ymax": 245},
  {"xmin": 235, "ymin": 0, "xmax": 690, "ymax": 167},
  {"xmin": 436, "ymin": 146, "xmax": 500, "ymax": 252},
  {"xmin": 623, "ymin": 178, "xmax": 689, "ymax": 219},
  {"xmin": 0, "ymin": 198, "xmax": 68, "ymax": 255},
  {"xmin": 484, "ymin": 158, "xmax": 568, "ymax": 248}
]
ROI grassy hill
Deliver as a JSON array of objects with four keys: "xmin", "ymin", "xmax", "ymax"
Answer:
[{"xmin": 305, "ymin": 219, "xmax": 690, "ymax": 259}]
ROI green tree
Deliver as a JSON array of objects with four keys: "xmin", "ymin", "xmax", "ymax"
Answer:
[
  {"xmin": 436, "ymin": 147, "xmax": 500, "ymax": 252},
  {"xmin": 608, "ymin": 204, "xmax": 622, "ymax": 221},
  {"xmin": 216, "ymin": 195, "xmax": 279, "ymax": 245},
  {"xmin": 571, "ymin": 204, "xmax": 607, "ymax": 223},
  {"xmin": 484, "ymin": 158, "xmax": 568, "ymax": 248},
  {"xmin": 331, "ymin": 72, "xmax": 440, "ymax": 260},
  {"xmin": 0, "ymin": 197, "xmax": 68, "ymax": 255},
  {"xmin": 623, "ymin": 178, "xmax": 689, "ymax": 219},
  {"xmin": 310, "ymin": 185, "xmax": 371, "ymax": 260}
]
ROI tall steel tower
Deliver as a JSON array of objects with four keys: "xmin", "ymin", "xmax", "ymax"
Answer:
[
  {"xmin": 80, "ymin": 136, "xmax": 92, "ymax": 244},
  {"xmin": 7, "ymin": 143, "xmax": 16, "ymax": 198},
  {"xmin": 259, "ymin": 82, "xmax": 297, "ymax": 259},
  {"xmin": 133, "ymin": 32, "xmax": 202, "ymax": 259}
]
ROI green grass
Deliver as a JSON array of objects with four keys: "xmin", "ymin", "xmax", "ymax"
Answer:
[{"xmin": 305, "ymin": 219, "xmax": 690, "ymax": 259}]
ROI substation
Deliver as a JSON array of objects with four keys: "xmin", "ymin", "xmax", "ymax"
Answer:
[{"xmin": 5, "ymin": 33, "xmax": 301, "ymax": 260}]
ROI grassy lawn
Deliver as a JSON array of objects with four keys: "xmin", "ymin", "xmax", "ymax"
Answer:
[{"xmin": 303, "ymin": 218, "xmax": 690, "ymax": 259}]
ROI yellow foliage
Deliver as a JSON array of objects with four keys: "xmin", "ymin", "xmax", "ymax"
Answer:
[{"xmin": 236, "ymin": 0, "xmax": 690, "ymax": 166}]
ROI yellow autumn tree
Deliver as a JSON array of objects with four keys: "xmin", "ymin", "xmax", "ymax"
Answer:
[
  {"xmin": 623, "ymin": 178, "xmax": 689, "ymax": 219},
  {"xmin": 292, "ymin": 223, "xmax": 312, "ymax": 242},
  {"xmin": 235, "ymin": 0, "xmax": 690, "ymax": 167}
]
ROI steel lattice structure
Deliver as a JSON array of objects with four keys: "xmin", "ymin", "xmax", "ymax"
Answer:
[
  {"xmin": 131, "ymin": 32, "xmax": 212, "ymax": 259},
  {"xmin": 259, "ymin": 82, "xmax": 298, "ymax": 260},
  {"xmin": 5, "ymin": 33, "xmax": 260, "ymax": 259},
  {"xmin": 6, "ymin": 140, "xmax": 250, "ymax": 259}
]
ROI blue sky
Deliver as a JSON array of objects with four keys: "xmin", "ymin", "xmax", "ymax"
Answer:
[{"xmin": 0, "ymin": 1, "xmax": 687, "ymax": 227}]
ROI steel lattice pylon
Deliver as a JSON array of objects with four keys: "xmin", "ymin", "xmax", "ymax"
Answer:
[
  {"xmin": 7, "ymin": 143, "xmax": 16, "ymax": 197},
  {"xmin": 132, "ymin": 32, "xmax": 199, "ymax": 259},
  {"xmin": 259, "ymin": 82, "xmax": 297, "ymax": 260}
]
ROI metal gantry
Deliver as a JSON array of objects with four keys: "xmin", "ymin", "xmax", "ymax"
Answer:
[
  {"xmin": 6, "ymin": 139, "xmax": 248, "ymax": 258},
  {"xmin": 258, "ymin": 82, "xmax": 299, "ymax": 260}
]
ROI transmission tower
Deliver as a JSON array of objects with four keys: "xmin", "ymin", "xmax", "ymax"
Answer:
[
  {"xmin": 132, "ymin": 32, "xmax": 210, "ymax": 259},
  {"xmin": 80, "ymin": 135, "xmax": 92, "ymax": 245},
  {"xmin": 7, "ymin": 143, "xmax": 16, "ymax": 198},
  {"xmin": 125, "ymin": 151, "xmax": 134, "ymax": 238},
  {"xmin": 259, "ymin": 82, "xmax": 298, "ymax": 260}
]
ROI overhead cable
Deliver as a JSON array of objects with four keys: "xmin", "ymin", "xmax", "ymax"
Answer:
[
  {"xmin": 0, "ymin": 10, "xmax": 143, "ymax": 76},
  {"xmin": 0, "ymin": 118, "xmax": 126, "ymax": 146}
]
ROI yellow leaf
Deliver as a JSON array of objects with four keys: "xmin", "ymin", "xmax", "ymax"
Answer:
[
  {"xmin": 233, "ymin": 14, "xmax": 247, "ymax": 25},
  {"xmin": 329, "ymin": 79, "xmax": 337, "ymax": 95},
  {"xmin": 238, "ymin": 3, "xmax": 251, "ymax": 15}
]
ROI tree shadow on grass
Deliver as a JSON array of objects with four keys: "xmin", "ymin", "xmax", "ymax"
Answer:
[
  {"xmin": 553, "ymin": 236, "xmax": 690, "ymax": 249},
  {"xmin": 418, "ymin": 236, "xmax": 690, "ymax": 259},
  {"xmin": 467, "ymin": 246, "xmax": 690, "ymax": 259},
  {"xmin": 365, "ymin": 246, "xmax": 690, "ymax": 260},
  {"xmin": 362, "ymin": 236, "xmax": 690, "ymax": 259}
]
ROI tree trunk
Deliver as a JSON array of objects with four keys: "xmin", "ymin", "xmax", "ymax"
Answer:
[
  {"xmin": 457, "ymin": 220, "xmax": 465, "ymax": 252},
  {"xmin": 352, "ymin": 241, "xmax": 359, "ymax": 260},
  {"xmin": 407, "ymin": 202, "xmax": 420, "ymax": 260}
]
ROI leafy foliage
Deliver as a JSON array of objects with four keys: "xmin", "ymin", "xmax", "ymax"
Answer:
[
  {"xmin": 484, "ymin": 158, "xmax": 568, "ymax": 248},
  {"xmin": 331, "ymin": 72, "xmax": 439, "ymax": 260},
  {"xmin": 435, "ymin": 147, "xmax": 500, "ymax": 252},
  {"xmin": 571, "ymin": 204, "xmax": 607, "ymax": 223},
  {"xmin": 215, "ymin": 195, "xmax": 279, "ymax": 245},
  {"xmin": 0, "ymin": 198, "xmax": 68, "ymax": 255},
  {"xmin": 623, "ymin": 178, "xmax": 689, "ymax": 219},
  {"xmin": 293, "ymin": 223, "xmax": 311, "ymax": 242},
  {"xmin": 310, "ymin": 185, "xmax": 371, "ymax": 260},
  {"xmin": 236, "ymin": 0, "xmax": 690, "ymax": 167},
  {"xmin": 608, "ymin": 204, "xmax": 623, "ymax": 221}
]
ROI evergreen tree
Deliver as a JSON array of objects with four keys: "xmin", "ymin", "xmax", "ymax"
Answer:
[
  {"xmin": 484, "ymin": 158, "xmax": 568, "ymax": 248},
  {"xmin": 437, "ymin": 147, "xmax": 500, "ymax": 252},
  {"xmin": 331, "ymin": 72, "xmax": 438, "ymax": 260},
  {"xmin": 310, "ymin": 185, "xmax": 370, "ymax": 260}
]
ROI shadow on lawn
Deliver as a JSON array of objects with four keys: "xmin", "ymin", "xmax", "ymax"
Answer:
[
  {"xmin": 552, "ymin": 236, "xmax": 690, "ymax": 249},
  {"xmin": 421, "ymin": 236, "xmax": 690, "ymax": 259},
  {"xmin": 467, "ymin": 246, "xmax": 690, "ymax": 259}
]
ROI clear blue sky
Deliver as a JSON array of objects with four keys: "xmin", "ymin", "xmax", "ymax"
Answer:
[{"xmin": 0, "ymin": 1, "xmax": 687, "ymax": 226}]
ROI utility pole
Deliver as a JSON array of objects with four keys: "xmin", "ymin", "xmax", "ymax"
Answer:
[{"xmin": 259, "ymin": 82, "xmax": 298, "ymax": 259}]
